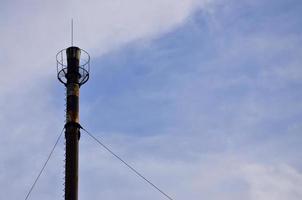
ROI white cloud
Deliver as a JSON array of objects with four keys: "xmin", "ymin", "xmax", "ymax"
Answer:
[
  {"xmin": 0, "ymin": 0, "xmax": 211, "ymax": 91},
  {"xmin": 242, "ymin": 164, "xmax": 302, "ymax": 200}
]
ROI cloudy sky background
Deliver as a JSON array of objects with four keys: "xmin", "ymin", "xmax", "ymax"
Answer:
[{"xmin": 0, "ymin": 0, "xmax": 302, "ymax": 199}]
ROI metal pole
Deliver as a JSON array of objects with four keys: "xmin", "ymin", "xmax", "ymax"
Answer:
[{"xmin": 65, "ymin": 46, "xmax": 81, "ymax": 200}]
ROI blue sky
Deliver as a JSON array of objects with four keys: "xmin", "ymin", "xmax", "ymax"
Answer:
[{"xmin": 0, "ymin": 0, "xmax": 302, "ymax": 199}]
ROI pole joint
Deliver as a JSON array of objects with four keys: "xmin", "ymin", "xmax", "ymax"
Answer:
[
  {"xmin": 65, "ymin": 122, "xmax": 82, "ymax": 140},
  {"xmin": 64, "ymin": 122, "xmax": 82, "ymax": 129}
]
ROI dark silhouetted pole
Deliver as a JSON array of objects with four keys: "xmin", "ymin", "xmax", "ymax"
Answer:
[
  {"xmin": 65, "ymin": 46, "xmax": 81, "ymax": 200},
  {"xmin": 57, "ymin": 45, "xmax": 90, "ymax": 200}
]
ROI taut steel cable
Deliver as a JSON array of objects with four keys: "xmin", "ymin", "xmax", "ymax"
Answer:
[
  {"xmin": 24, "ymin": 127, "xmax": 64, "ymax": 200},
  {"xmin": 81, "ymin": 127, "xmax": 175, "ymax": 200}
]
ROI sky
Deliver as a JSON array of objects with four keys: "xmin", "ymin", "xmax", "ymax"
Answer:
[{"xmin": 0, "ymin": 0, "xmax": 302, "ymax": 199}]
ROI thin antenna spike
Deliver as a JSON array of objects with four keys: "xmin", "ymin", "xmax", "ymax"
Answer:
[{"xmin": 71, "ymin": 19, "xmax": 73, "ymax": 46}]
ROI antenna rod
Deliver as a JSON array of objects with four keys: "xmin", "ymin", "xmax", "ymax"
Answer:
[{"xmin": 71, "ymin": 19, "xmax": 74, "ymax": 46}]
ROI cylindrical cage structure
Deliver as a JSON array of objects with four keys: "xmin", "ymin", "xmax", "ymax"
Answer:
[{"xmin": 56, "ymin": 47, "xmax": 90, "ymax": 86}]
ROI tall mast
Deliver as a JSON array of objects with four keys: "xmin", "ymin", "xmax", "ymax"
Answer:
[{"xmin": 57, "ymin": 44, "xmax": 90, "ymax": 200}]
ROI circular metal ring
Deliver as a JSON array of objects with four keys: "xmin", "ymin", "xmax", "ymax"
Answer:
[{"xmin": 56, "ymin": 47, "xmax": 90, "ymax": 86}]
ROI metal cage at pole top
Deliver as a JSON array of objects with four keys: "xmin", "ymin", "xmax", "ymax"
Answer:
[{"xmin": 56, "ymin": 47, "xmax": 90, "ymax": 86}]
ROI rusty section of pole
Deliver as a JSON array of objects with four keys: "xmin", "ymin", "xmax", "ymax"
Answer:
[{"xmin": 65, "ymin": 46, "xmax": 81, "ymax": 200}]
